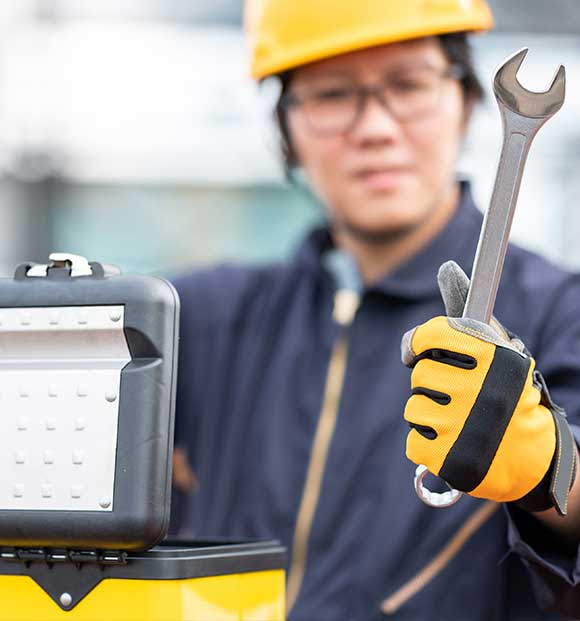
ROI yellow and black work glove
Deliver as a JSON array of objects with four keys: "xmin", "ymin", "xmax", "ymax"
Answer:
[{"xmin": 401, "ymin": 261, "xmax": 577, "ymax": 515}]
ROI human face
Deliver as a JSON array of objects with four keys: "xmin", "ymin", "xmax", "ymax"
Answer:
[{"xmin": 286, "ymin": 38, "xmax": 468, "ymax": 242}]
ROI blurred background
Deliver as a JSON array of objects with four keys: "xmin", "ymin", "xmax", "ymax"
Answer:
[{"xmin": 0, "ymin": 0, "xmax": 578, "ymax": 277}]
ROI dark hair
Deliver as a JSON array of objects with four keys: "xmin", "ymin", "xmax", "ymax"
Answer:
[{"xmin": 273, "ymin": 32, "xmax": 484, "ymax": 173}]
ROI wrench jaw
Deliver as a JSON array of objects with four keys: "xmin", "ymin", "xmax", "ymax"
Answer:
[{"xmin": 494, "ymin": 47, "xmax": 566, "ymax": 120}]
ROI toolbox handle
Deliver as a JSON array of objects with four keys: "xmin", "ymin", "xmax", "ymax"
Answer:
[{"xmin": 14, "ymin": 253, "xmax": 121, "ymax": 280}]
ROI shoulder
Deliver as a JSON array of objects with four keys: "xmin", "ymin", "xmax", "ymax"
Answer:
[
  {"xmin": 502, "ymin": 243, "xmax": 579, "ymax": 302},
  {"xmin": 170, "ymin": 262, "xmax": 290, "ymax": 335},
  {"xmin": 170, "ymin": 228, "xmax": 328, "ymax": 335},
  {"xmin": 499, "ymin": 243, "xmax": 580, "ymax": 348}
]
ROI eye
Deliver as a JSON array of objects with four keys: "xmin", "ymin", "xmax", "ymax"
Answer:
[
  {"xmin": 311, "ymin": 87, "xmax": 354, "ymax": 102},
  {"xmin": 390, "ymin": 77, "xmax": 431, "ymax": 93}
]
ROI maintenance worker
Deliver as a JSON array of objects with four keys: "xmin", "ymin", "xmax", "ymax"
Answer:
[{"xmin": 171, "ymin": 1, "xmax": 580, "ymax": 618}]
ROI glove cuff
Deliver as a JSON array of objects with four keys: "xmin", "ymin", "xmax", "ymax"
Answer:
[{"xmin": 515, "ymin": 371, "xmax": 578, "ymax": 516}]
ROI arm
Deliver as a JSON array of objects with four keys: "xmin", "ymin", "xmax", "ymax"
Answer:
[
  {"xmin": 401, "ymin": 261, "xmax": 580, "ymax": 615},
  {"xmin": 525, "ymin": 275, "xmax": 580, "ymax": 546},
  {"xmin": 534, "ymin": 445, "xmax": 580, "ymax": 546}
]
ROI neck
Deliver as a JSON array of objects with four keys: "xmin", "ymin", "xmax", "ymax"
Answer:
[{"xmin": 332, "ymin": 183, "xmax": 461, "ymax": 286}]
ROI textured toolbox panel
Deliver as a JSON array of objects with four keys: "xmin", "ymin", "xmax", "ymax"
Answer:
[{"xmin": 1, "ymin": 305, "xmax": 129, "ymax": 512}]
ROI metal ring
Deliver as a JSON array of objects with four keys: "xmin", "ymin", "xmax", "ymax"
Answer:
[{"xmin": 414, "ymin": 464, "xmax": 463, "ymax": 508}]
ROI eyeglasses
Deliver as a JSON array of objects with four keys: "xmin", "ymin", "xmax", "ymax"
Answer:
[{"xmin": 281, "ymin": 64, "xmax": 465, "ymax": 135}]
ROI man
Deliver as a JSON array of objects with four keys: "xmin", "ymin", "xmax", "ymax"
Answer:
[{"xmin": 172, "ymin": 1, "xmax": 580, "ymax": 618}]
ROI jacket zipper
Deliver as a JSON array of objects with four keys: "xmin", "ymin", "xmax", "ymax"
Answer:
[
  {"xmin": 286, "ymin": 289, "xmax": 360, "ymax": 612},
  {"xmin": 381, "ymin": 500, "xmax": 500, "ymax": 615}
]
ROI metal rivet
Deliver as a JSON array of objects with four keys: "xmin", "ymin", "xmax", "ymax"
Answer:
[
  {"xmin": 15, "ymin": 451, "xmax": 26, "ymax": 464},
  {"xmin": 19, "ymin": 387, "xmax": 29, "ymax": 398},
  {"xmin": 20, "ymin": 312, "xmax": 31, "ymax": 326},
  {"xmin": 17, "ymin": 417, "xmax": 29, "ymax": 431},
  {"xmin": 109, "ymin": 310, "xmax": 122, "ymax": 322},
  {"xmin": 105, "ymin": 391, "xmax": 117, "ymax": 402},
  {"xmin": 72, "ymin": 450, "xmax": 84, "ymax": 465},
  {"xmin": 46, "ymin": 418, "xmax": 56, "ymax": 431},
  {"xmin": 77, "ymin": 311, "xmax": 88, "ymax": 325},
  {"xmin": 60, "ymin": 593, "xmax": 72, "ymax": 607},
  {"xmin": 48, "ymin": 311, "xmax": 60, "ymax": 326},
  {"xmin": 41, "ymin": 484, "xmax": 53, "ymax": 498},
  {"xmin": 71, "ymin": 485, "xmax": 83, "ymax": 499},
  {"xmin": 77, "ymin": 385, "xmax": 88, "ymax": 398},
  {"xmin": 44, "ymin": 451, "xmax": 54, "ymax": 465},
  {"xmin": 99, "ymin": 496, "xmax": 111, "ymax": 509},
  {"xmin": 48, "ymin": 384, "xmax": 58, "ymax": 398},
  {"xmin": 12, "ymin": 484, "xmax": 23, "ymax": 498},
  {"xmin": 75, "ymin": 418, "xmax": 86, "ymax": 431}
]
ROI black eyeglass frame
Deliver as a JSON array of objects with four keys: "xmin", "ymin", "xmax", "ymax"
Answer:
[{"xmin": 279, "ymin": 63, "xmax": 467, "ymax": 135}]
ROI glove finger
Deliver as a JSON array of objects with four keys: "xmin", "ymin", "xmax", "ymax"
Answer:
[
  {"xmin": 404, "ymin": 394, "xmax": 455, "ymax": 442},
  {"xmin": 437, "ymin": 260, "xmax": 469, "ymax": 318},
  {"xmin": 410, "ymin": 357, "xmax": 485, "ymax": 398},
  {"xmin": 437, "ymin": 261, "xmax": 516, "ymax": 345},
  {"xmin": 408, "ymin": 317, "xmax": 496, "ymax": 366},
  {"xmin": 406, "ymin": 426, "xmax": 451, "ymax": 475},
  {"xmin": 403, "ymin": 391, "xmax": 446, "ymax": 427}
]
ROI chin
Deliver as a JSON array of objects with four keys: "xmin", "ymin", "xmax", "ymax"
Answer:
[
  {"xmin": 334, "ymin": 198, "xmax": 422, "ymax": 243},
  {"xmin": 337, "ymin": 217, "xmax": 421, "ymax": 245}
]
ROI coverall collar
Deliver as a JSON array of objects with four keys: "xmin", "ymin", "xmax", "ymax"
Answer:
[{"xmin": 296, "ymin": 180, "xmax": 482, "ymax": 301}]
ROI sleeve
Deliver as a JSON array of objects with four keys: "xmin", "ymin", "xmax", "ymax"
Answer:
[
  {"xmin": 530, "ymin": 273, "xmax": 580, "ymax": 422},
  {"xmin": 504, "ymin": 275, "xmax": 580, "ymax": 617},
  {"xmin": 171, "ymin": 271, "xmax": 208, "ymax": 454},
  {"xmin": 168, "ymin": 270, "xmax": 212, "ymax": 534},
  {"xmin": 170, "ymin": 264, "xmax": 265, "ymax": 454},
  {"xmin": 167, "ymin": 263, "xmax": 269, "ymax": 534},
  {"xmin": 504, "ymin": 480, "xmax": 580, "ymax": 616}
]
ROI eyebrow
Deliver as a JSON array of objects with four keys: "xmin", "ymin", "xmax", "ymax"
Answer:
[{"xmin": 298, "ymin": 60, "xmax": 442, "ymax": 84}]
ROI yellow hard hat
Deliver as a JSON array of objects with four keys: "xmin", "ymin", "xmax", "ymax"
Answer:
[{"xmin": 246, "ymin": 0, "xmax": 494, "ymax": 79}]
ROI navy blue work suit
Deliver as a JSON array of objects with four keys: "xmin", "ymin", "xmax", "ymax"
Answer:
[{"xmin": 172, "ymin": 182, "xmax": 580, "ymax": 620}]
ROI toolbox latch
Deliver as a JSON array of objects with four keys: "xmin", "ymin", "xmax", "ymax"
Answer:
[{"xmin": 0, "ymin": 546, "xmax": 128, "ymax": 610}]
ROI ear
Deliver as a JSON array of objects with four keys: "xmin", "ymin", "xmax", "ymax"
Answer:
[
  {"xmin": 460, "ymin": 93, "xmax": 478, "ymax": 136},
  {"xmin": 277, "ymin": 105, "xmax": 300, "ymax": 169}
]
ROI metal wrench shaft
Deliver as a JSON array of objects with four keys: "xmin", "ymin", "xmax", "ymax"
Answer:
[{"xmin": 465, "ymin": 110, "xmax": 543, "ymax": 323}]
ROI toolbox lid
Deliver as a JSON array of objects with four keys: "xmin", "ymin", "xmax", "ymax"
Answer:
[
  {"xmin": 0, "ymin": 254, "xmax": 180, "ymax": 551},
  {"xmin": 124, "ymin": 538, "xmax": 286, "ymax": 579}
]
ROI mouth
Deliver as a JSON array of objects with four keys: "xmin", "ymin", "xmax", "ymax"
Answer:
[{"xmin": 352, "ymin": 166, "xmax": 413, "ymax": 192}]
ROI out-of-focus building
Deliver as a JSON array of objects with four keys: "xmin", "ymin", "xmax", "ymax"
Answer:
[{"xmin": 0, "ymin": 0, "xmax": 578, "ymax": 276}]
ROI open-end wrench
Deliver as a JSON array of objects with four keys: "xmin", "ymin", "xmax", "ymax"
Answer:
[{"xmin": 415, "ymin": 48, "xmax": 566, "ymax": 508}]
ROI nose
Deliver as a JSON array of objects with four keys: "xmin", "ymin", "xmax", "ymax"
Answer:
[{"xmin": 347, "ymin": 91, "xmax": 403, "ymax": 146}]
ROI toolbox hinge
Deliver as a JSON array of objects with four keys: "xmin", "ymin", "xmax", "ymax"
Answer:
[{"xmin": 0, "ymin": 546, "xmax": 127, "ymax": 566}]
